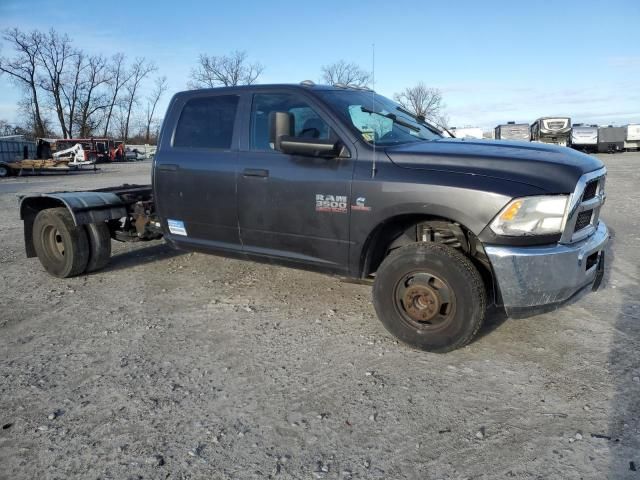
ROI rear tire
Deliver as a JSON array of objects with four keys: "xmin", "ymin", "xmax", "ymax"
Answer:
[
  {"xmin": 0, "ymin": 164, "xmax": 11, "ymax": 177},
  {"xmin": 33, "ymin": 208, "xmax": 90, "ymax": 278},
  {"xmin": 373, "ymin": 242, "xmax": 486, "ymax": 353},
  {"xmin": 84, "ymin": 222, "xmax": 111, "ymax": 273}
]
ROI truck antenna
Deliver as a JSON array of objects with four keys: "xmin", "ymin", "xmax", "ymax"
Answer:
[{"xmin": 371, "ymin": 43, "xmax": 377, "ymax": 179}]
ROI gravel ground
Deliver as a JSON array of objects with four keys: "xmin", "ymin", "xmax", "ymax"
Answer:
[{"xmin": 0, "ymin": 154, "xmax": 638, "ymax": 479}]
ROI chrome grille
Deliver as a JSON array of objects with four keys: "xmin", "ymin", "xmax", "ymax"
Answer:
[
  {"xmin": 574, "ymin": 210, "xmax": 593, "ymax": 232},
  {"xmin": 560, "ymin": 168, "xmax": 606, "ymax": 244},
  {"xmin": 582, "ymin": 180, "xmax": 598, "ymax": 201}
]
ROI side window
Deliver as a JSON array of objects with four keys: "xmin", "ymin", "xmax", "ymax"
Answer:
[
  {"xmin": 250, "ymin": 93, "xmax": 333, "ymax": 151},
  {"xmin": 174, "ymin": 95, "xmax": 239, "ymax": 149}
]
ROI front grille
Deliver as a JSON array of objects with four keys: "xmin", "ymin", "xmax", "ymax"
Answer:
[
  {"xmin": 547, "ymin": 121, "xmax": 565, "ymax": 129},
  {"xmin": 560, "ymin": 168, "xmax": 606, "ymax": 244},
  {"xmin": 582, "ymin": 180, "xmax": 598, "ymax": 201},
  {"xmin": 574, "ymin": 210, "xmax": 593, "ymax": 232}
]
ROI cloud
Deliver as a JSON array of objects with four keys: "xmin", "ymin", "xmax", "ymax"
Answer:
[{"xmin": 607, "ymin": 56, "xmax": 640, "ymax": 69}]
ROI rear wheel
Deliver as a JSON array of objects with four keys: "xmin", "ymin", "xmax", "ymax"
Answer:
[
  {"xmin": 33, "ymin": 208, "xmax": 89, "ymax": 278},
  {"xmin": 373, "ymin": 242, "xmax": 486, "ymax": 353},
  {"xmin": 84, "ymin": 222, "xmax": 111, "ymax": 273},
  {"xmin": 0, "ymin": 164, "xmax": 11, "ymax": 177}
]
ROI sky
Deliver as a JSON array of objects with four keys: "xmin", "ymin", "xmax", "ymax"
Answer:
[{"xmin": 1, "ymin": 0, "xmax": 639, "ymax": 131}]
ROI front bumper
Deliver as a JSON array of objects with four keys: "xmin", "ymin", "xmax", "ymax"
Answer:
[{"xmin": 485, "ymin": 221, "xmax": 609, "ymax": 310}]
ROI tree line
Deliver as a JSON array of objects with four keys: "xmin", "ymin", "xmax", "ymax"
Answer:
[
  {"xmin": 0, "ymin": 28, "xmax": 166, "ymax": 143},
  {"xmin": 188, "ymin": 52, "xmax": 448, "ymax": 127},
  {"xmin": 1, "ymin": 28, "xmax": 447, "ymax": 142}
]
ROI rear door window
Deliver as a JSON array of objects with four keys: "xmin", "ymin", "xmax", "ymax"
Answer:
[{"xmin": 173, "ymin": 95, "xmax": 239, "ymax": 149}]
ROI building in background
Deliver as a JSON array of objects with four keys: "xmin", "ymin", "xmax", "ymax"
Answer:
[
  {"xmin": 597, "ymin": 126, "xmax": 626, "ymax": 153},
  {"xmin": 570, "ymin": 124, "xmax": 598, "ymax": 152},
  {"xmin": 494, "ymin": 122, "xmax": 530, "ymax": 141},
  {"xmin": 530, "ymin": 117, "xmax": 571, "ymax": 146},
  {"xmin": 624, "ymin": 124, "xmax": 640, "ymax": 151},
  {"xmin": 0, "ymin": 135, "xmax": 36, "ymax": 162},
  {"xmin": 450, "ymin": 127, "xmax": 483, "ymax": 139}
]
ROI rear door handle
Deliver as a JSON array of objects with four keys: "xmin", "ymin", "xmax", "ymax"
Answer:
[
  {"xmin": 157, "ymin": 163, "xmax": 178, "ymax": 171},
  {"xmin": 243, "ymin": 168, "xmax": 269, "ymax": 178}
]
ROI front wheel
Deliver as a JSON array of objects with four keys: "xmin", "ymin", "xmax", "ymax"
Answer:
[
  {"xmin": 0, "ymin": 164, "xmax": 12, "ymax": 177},
  {"xmin": 373, "ymin": 243, "xmax": 486, "ymax": 353}
]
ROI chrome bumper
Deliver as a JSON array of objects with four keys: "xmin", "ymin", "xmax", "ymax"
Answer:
[{"xmin": 485, "ymin": 221, "xmax": 609, "ymax": 310}]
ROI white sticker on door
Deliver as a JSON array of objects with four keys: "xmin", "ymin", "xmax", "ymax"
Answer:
[{"xmin": 167, "ymin": 219, "xmax": 187, "ymax": 236}]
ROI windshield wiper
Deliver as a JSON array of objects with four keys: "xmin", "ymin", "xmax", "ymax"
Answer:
[
  {"xmin": 360, "ymin": 106, "xmax": 420, "ymax": 132},
  {"xmin": 395, "ymin": 106, "xmax": 452, "ymax": 137}
]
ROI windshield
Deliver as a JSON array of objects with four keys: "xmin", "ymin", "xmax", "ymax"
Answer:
[{"xmin": 317, "ymin": 90, "xmax": 442, "ymax": 146}]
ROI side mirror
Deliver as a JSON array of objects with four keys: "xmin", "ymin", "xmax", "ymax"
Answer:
[
  {"xmin": 269, "ymin": 111, "xmax": 341, "ymax": 158},
  {"xmin": 269, "ymin": 111, "xmax": 293, "ymax": 151}
]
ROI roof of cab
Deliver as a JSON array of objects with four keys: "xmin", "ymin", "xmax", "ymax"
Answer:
[{"xmin": 174, "ymin": 82, "xmax": 373, "ymax": 97}]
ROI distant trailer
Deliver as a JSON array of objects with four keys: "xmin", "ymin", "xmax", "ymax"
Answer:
[
  {"xmin": 530, "ymin": 117, "xmax": 571, "ymax": 146},
  {"xmin": 0, "ymin": 137, "xmax": 36, "ymax": 162},
  {"xmin": 570, "ymin": 125, "xmax": 598, "ymax": 152},
  {"xmin": 624, "ymin": 124, "xmax": 640, "ymax": 151},
  {"xmin": 597, "ymin": 126, "xmax": 625, "ymax": 153},
  {"xmin": 451, "ymin": 127, "xmax": 483, "ymax": 139},
  {"xmin": 494, "ymin": 122, "xmax": 530, "ymax": 141}
]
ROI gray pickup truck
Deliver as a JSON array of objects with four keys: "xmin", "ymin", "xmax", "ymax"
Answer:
[{"xmin": 18, "ymin": 83, "xmax": 608, "ymax": 352}]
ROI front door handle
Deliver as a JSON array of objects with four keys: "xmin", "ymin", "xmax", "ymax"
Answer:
[
  {"xmin": 157, "ymin": 163, "xmax": 178, "ymax": 171},
  {"xmin": 243, "ymin": 168, "xmax": 269, "ymax": 178}
]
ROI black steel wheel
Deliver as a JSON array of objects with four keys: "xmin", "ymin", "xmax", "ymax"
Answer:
[
  {"xmin": 33, "ymin": 207, "xmax": 90, "ymax": 278},
  {"xmin": 373, "ymin": 242, "xmax": 486, "ymax": 353}
]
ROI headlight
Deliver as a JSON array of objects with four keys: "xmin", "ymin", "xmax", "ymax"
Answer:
[{"xmin": 490, "ymin": 195, "xmax": 569, "ymax": 236}]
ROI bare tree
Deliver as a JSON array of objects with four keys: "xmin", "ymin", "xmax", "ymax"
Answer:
[
  {"xmin": 37, "ymin": 29, "xmax": 75, "ymax": 137},
  {"xmin": 321, "ymin": 60, "xmax": 371, "ymax": 88},
  {"xmin": 102, "ymin": 53, "xmax": 132, "ymax": 137},
  {"xmin": 77, "ymin": 54, "xmax": 110, "ymax": 137},
  {"xmin": 0, "ymin": 119, "xmax": 15, "ymax": 136},
  {"xmin": 393, "ymin": 82, "xmax": 445, "ymax": 122},
  {"xmin": 60, "ymin": 49, "xmax": 85, "ymax": 137},
  {"xmin": 188, "ymin": 50, "xmax": 263, "ymax": 88},
  {"xmin": 0, "ymin": 28, "xmax": 47, "ymax": 137},
  {"xmin": 144, "ymin": 76, "xmax": 167, "ymax": 143},
  {"xmin": 121, "ymin": 57, "xmax": 156, "ymax": 142}
]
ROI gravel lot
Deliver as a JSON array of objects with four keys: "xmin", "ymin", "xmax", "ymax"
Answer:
[{"xmin": 1, "ymin": 154, "xmax": 639, "ymax": 479}]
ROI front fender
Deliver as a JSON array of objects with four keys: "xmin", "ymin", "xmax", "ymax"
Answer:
[{"xmin": 348, "ymin": 164, "xmax": 547, "ymax": 276}]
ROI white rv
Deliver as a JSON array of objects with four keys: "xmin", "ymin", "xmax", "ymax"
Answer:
[
  {"xmin": 451, "ymin": 127, "xmax": 483, "ymax": 139},
  {"xmin": 570, "ymin": 124, "xmax": 598, "ymax": 152},
  {"xmin": 530, "ymin": 117, "xmax": 571, "ymax": 146},
  {"xmin": 625, "ymin": 124, "xmax": 640, "ymax": 151},
  {"xmin": 494, "ymin": 122, "xmax": 530, "ymax": 141}
]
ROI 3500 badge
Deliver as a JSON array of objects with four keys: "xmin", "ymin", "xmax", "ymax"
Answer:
[{"xmin": 315, "ymin": 194, "xmax": 348, "ymax": 213}]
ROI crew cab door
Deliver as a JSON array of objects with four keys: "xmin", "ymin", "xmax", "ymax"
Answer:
[
  {"xmin": 154, "ymin": 92, "xmax": 242, "ymax": 252},
  {"xmin": 237, "ymin": 91, "xmax": 355, "ymax": 272}
]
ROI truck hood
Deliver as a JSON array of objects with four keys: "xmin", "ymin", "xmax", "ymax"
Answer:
[{"xmin": 385, "ymin": 138, "xmax": 603, "ymax": 193}]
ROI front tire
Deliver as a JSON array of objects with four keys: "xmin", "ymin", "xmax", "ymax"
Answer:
[
  {"xmin": 373, "ymin": 243, "xmax": 486, "ymax": 353},
  {"xmin": 33, "ymin": 208, "xmax": 90, "ymax": 278}
]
